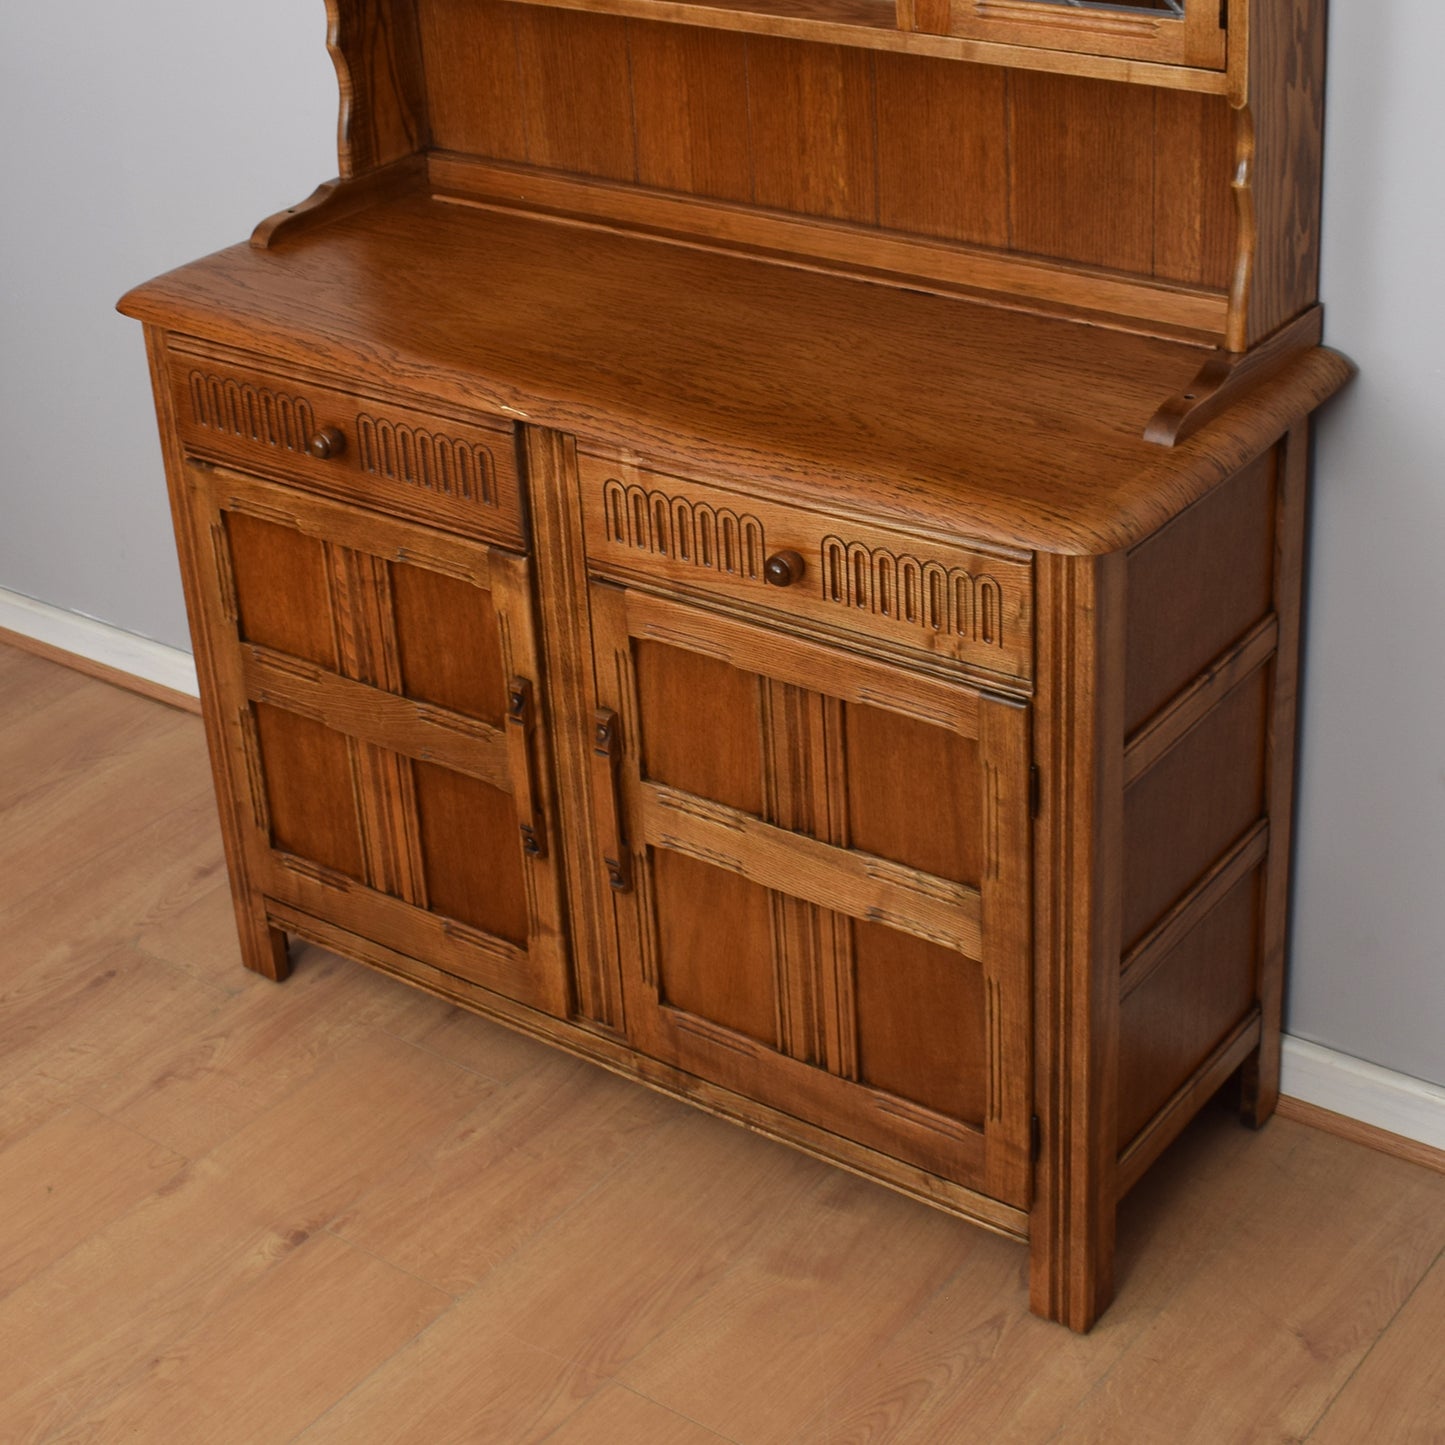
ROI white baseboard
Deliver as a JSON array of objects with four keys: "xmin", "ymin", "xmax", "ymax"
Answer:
[
  {"xmin": 0, "ymin": 586, "xmax": 198, "ymax": 698},
  {"xmin": 3, "ymin": 589, "xmax": 1441, "ymax": 1153},
  {"xmin": 1281, "ymin": 1037, "xmax": 1445, "ymax": 1153}
]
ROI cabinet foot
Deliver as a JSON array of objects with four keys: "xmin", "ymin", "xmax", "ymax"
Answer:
[{"xmin": 241, "ymin": 920, "xmax": 291, "ymax": 982}]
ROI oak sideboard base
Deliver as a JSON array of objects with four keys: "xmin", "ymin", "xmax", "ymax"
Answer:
[{"xmin": 122, "ymin": 0, "xmax": 1349, "ymax": 1331}]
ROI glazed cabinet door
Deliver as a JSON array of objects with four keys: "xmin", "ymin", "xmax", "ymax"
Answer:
[
  {"xmin": 184, "ymin": 460, "xmax": 569, "ymax": 1015},
  {"xmin": 589, "ymin": 583, "xmax": 1033, "ymax": 1208}
]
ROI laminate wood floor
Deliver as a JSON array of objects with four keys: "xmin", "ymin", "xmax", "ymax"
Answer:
[{"xmin": 1, "ymin": 641, "xmax": 1441, "ymax": 1444}]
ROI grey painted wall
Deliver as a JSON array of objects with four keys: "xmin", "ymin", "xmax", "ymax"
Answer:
[
  {"xmin": 1, "ymin": 6, "xmax": 1440, "ymax": 1085},
  {"xmin": 1289, "ymin": 0, "xmax": 1445, "ymax": 1087},
  {"xmin": 0, "ymin": 4, "xmax": 334, "ymax": 649}
]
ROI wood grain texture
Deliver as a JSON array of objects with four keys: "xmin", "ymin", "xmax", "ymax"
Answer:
[
  {"xmin": 629, "ymin": 22, "xmax": 753, "ymax": 202},
  {"xmin": 524, "ymin": 428, "xmax": 626, "ymax": 1030},
  {"xmin": 120, "ymin": 199, "xmax": 1351, "ymax": 555},
  {"xmin": 327, "ymin": 0, "xmax": 430, "ymax": 178},
  {"xmin": 1008, "ymin": 71, "xmax": 1156, "ymax": 274},
  {"xmin": 1124, "ymin": 443, "xmax": 1276, "ymax": 733},
  {"xmin": 117, "ymin": 1, "xmax": 1345, "ymax": 1339},
  {"xmin": 416, "ymin": 0, "xmax": 530, "ymax": 161},
  {"xmin": 1241, "ymin": 420, "xmax": 1309, "ymax": 1124},
  {"xmin": 874, "ymin": 53, "xmax": 1009, "ymax": 247},
  {"xmin": 1240, "ymin": 0, "xmax": 1326, "ymax": 347},
  {"xmin": 514, "ymin": 8, "xmax": 638, "ymax": 181},
  {"xmin": 747, "ymin": 39, "xmax": 878, "ymax": 223},
  {"xmin": 1029, "ymin": 550, "xmax": 1125, "ymax": 1332}
]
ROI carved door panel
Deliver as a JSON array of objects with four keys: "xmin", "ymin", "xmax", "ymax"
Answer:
[
  {"xmin": 589, "ymin": 582, "xmax": 1033, "ymax": 1207},
  {"xmin": 185, "ymin": 460, "xmax": 568, "ymax": 1015}
]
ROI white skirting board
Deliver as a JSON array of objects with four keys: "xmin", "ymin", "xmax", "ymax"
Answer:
[
  {"xmin": 1281, "ymin": 1037, "xmax": 1445, "ymax": 1153},
  {"xmin": 2, "ymin": 589, "xmax": 1441, "ymax": 1152},
  {"xmin": 0, "ymin": 585, "xmax": 198, "ymax": 698}
]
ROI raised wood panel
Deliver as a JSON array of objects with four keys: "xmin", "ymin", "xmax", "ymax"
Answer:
[
  {"xmin": 253, "ymin": 704, "xmax": 365, "ymax": 882},
  {"xmin": 653, "ymin": 847, "xmax": 779, "ymax": 1047},
  {"xmin": 844, "ymin": 701, "xmax": 983, "ymax": 885},
  {"xmin": 390, "ymin": 561, "xmax": 507, "ymax": 725},
  {"xmin": 416, "ymin": 0, "xmax": 529, "ymax": 162},
  {"xmin": 1121, "ymin": 666, "xmax": 1269, "ymax": 950},
  {"xmin": 1117, "ymin": 870, "xmax": 1260, "ymax": 1147},
  {"xmin": 629, "ymin": 23, "xmax": 753, "ymax": 203},
  {"xmin": 874, "ymin": 54, "xmax": 1009, "ymax": 248},
  {"xmin": 412, "ymin": 761, "xmax": 528, "ymax": 945},
  {"xmin": 747, "ymin": 39, "xmax": 878, "ymax": 224},
  {"xmin": 634, "ymin": 640, "xmax": 765, "ymax": 818},
  {"xmin": 1124, "ymin": 447, "xmax": 1276, "ymax": 734},
  {"xmin": 513, "ymin": 8, "xmax": 637, "ymax": 181},
  {"xmin": 1008, "ymin": 71, "xmax": 1156, "ymax": 274},
  {"xmin": 853, "ymin": 919, "xmax": 987, "ymax": 1125},
  {"xmin": 225, "ymin": 513, "xmax": 337, "ymax": 672}
]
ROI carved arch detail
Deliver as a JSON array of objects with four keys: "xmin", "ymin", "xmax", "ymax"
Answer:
[
  {"xmin": 188, "ymin": 371, "xmax": 315, "ymax": 453},
  {"xmin": 602, "ymin": 478, "xmax": 767, "ymax": 581},
  {"xmin": 820, "ymin": 535, "xmax": 1006, "ymax": 648}
]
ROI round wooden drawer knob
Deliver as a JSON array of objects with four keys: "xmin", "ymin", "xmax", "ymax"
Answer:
[
  {"xmin": 308, "ymin": 426, "xmax": 347, "ymax": 460},
  {"xmin": 764, "ymin": 550, "xmax": 806, "ymax": 588}
]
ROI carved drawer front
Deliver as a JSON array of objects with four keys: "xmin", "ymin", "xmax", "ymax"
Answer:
[
  {"xmin": 577, "ymin": 453, "xmax": 1033, "ymax": 684},
  {"xmin": 169, "ymin": 347, "xmax": 525, "ymax": 549}
]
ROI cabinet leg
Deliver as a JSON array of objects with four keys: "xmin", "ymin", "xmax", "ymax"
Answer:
[
  {"xmin": 1238, "ymin": 1032, "xmax": 1282, "ymax": 1129},
  {"xmin": 239, "ymin": 912, "xmax": 291, "ymax": 982},
  {"xmin": 1029, "ymin": 1172, "xmax": 1117, "ymax": 1332}
]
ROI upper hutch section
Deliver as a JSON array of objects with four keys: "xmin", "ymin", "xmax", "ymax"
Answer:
[{"xmin": 296, "ymin": 0, "xmax": 1324, "ymax": 352}]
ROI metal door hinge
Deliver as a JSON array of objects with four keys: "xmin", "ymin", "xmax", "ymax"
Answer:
[
  {"xmin": 1031, "ymin": 1113, "xmax": 1043, "ymax": 1163},
  {"xmin": 1029, "ymin": 764, "xmax": 1041, "ymax": 819}
]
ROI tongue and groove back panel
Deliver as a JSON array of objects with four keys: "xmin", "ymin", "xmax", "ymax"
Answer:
[{"xmin": 416, "ymin": 2, "xmax": 1236, "ymax": 297}]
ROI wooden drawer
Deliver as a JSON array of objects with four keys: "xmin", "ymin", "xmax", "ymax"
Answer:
[
  {"xmin": 168, "ymin": 346, "xmax": 526, "ymax": 549},
  {"xmin": 578, "ymin": 452, "xmax": 1033, "ymax": 683}
]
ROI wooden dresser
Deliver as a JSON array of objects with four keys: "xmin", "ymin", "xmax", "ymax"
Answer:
[{"xmin": 120, "ymin": 0, "xmax": 1351, "ymax": 1329}]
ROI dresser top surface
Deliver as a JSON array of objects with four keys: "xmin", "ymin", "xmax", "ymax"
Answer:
[{"xmin": 120, "ymin": 193, "xmax": 1348, "ymax": 554}]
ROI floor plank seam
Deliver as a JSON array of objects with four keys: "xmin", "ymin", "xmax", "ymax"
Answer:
[{"xmin": 1298, "ymin": 1240, "xmax": 1445, "ymax": 1442}]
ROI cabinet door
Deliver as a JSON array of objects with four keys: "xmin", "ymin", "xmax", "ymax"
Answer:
[
  {"xmin": 187, "ymin": 461, "xmax": 568, "ymax": 1015},
  {"xmin": 589, "ymin": 583, "xmax": 1033, "ymax": 1207}
]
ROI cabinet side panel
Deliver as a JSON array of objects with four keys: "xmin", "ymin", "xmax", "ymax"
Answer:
[
  {"xmin": 1117, "ymin": 872, "xmax": 1260, "ymax": 1147},
  {"xmin": 329, "ymin": 0, "xmax": 430, "ymax": 176},
  {"xmin": 1242, "ymin": 0, "xmax": 1326, "ymax": 344},
  {"xmin": 1124, "ymin": 448, "xmax": 1276, "ymax": 735},
  {"xmin": 1121, "ymin": 668, "xmax": 1268, "ymax": 949}
]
